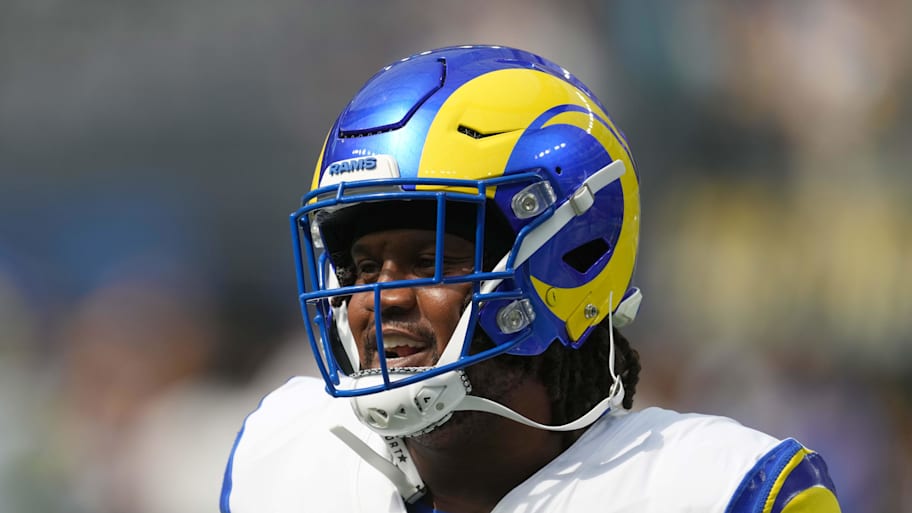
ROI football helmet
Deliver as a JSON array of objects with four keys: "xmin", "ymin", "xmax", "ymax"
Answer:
[{"xmin": 291, "ymin": 45, "xmax": 641, "ymax": 441}]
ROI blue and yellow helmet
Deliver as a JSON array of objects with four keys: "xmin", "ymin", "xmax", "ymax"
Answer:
[{"xmin": 291, "ymin": 45, "xmax": 641, "ymax": 423}]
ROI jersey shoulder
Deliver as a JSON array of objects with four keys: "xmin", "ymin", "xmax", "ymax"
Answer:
[
  {"xmin": 726, "ymin": 438, "xmax": 841, "ymax": 513},
  {"xmin": 219, "ymin": 376, "xmax": 368, "ymax": 513},
  {"xmin": 631, "ymin": 408, "xmax": 841, "ymax": 512},
  {"xmin": 495, "ymin": 407, "xmax": 784, "ymax": 512}
]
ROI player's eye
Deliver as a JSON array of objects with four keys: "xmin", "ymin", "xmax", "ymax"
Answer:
[
  {"xmin": 416, "ymin": 254, "xmax": 436, "ymax": 269},
  {"xmin": 412, "ymin": 254, "xmax": 436, "ymax": 277},
  {"xmin": 354, "ymin": 260, "xmax": 381, "ymax": 282}
]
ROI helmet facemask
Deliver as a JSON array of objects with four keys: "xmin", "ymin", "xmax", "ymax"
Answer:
[
  {"xmin": 292, "ymin": 155, "xmax": 637, "ymax": 439},
  {"xmin": 292, "ymin": 172, "xmax": 551, "ymax": 436}
]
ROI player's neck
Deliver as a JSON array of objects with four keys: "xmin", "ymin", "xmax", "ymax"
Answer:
[
  {"xmin": 404, "ymin": 381, "xmax": 577, "ymax": 513},
  {"xmin": 409, "ymin": 417, "xmax": 568, "ymax": 513}
]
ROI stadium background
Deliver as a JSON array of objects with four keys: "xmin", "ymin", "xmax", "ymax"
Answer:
[{"xmin": 0, "ymin": 1, "xmax": 909, "ymax": 511}]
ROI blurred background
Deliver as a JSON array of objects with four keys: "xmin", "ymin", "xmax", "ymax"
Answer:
[{"xmin": 1, "ymin": 0, "xmax": 909, "ymax": 511}]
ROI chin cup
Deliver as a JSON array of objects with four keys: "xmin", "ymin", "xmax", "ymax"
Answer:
[{"xmin": 348, "ymin": 369, "xmax": 472, "ymax": 438}]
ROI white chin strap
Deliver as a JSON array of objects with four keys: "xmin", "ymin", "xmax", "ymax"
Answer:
[
  {"xmin": 331, "ymin": 294, "xmax": 627, "ymax": 504},
  {"xmin": 327, "ymin": 160, "xmax": 634, "ymax": 501},
  {"xmin": 456, "ymin": 290, "xmax": 626, "ymax": 430}
]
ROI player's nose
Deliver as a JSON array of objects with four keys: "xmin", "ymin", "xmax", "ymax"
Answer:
[{"xmin": 373, "ymin": 260, "xmax": 418, "ymax": 314}]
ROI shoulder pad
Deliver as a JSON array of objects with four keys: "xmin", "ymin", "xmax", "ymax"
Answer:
[{"xmin": 726, "ymin": 438, "xmax": 841, "ymax": 513}]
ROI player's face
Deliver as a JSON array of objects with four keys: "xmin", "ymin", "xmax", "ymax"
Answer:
[{"xmin": 346, "ymin": 229, "xmax": 475, "ymax": 370}]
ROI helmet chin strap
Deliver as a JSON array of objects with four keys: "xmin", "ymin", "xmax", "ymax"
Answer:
[
  {"xmin": 329, "ymin": 426, "xmax": 427, "ymax": 504},
  {"xmin": 330, "ymin": 293, "xmax": 626, "ymax": 503},
  {"xmin": 327, "ymin": 159, "xmax": 633, "ymax": 499},
  {"xmin": 455, "ymin": 290, "xmax": 625, "ymax": 429}
]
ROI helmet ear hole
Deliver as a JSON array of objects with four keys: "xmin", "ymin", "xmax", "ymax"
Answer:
[{"xmin": 563, "ymin": 238, "xmax": 610, "ymax": 274}]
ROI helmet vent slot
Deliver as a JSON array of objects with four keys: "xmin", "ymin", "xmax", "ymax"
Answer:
[
  {"xmin": 563, "ymin": 238, "xmax": 610, "ymax": 273},
  {"xmin": 457, "ymin": 125, "xmax": 507, "ymax": 139},
  {"xmin": 339, "ymin": 128, "xmax": 396, "ymax": 138}
]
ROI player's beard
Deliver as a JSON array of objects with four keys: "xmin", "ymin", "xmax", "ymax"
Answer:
[{"xmin": 404, "ymin": 333, "xmax": 542, "ymax": 450}]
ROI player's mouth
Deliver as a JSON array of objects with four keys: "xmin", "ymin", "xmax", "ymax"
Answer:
[{"xmin": 371, "ymin": 333, "xmax": 436, "ymax": 369}]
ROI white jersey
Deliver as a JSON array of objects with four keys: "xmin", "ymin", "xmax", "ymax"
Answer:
[{"xmin": 221, "ymin": 377, "xmax": 840, "ymax": 513}]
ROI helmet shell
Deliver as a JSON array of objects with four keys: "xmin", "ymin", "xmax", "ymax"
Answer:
[{"xmin": 305, "ymin": 44, "xmax": 639, "ymax": 361}]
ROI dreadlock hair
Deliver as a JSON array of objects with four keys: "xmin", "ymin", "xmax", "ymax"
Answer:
[
  {"xmin": 538, "ymin": 321, "xmax": 641, "ymax": 424},
  {"xmin": 468, "ymin": 317, "xmax": 641, "ymax": 425}
]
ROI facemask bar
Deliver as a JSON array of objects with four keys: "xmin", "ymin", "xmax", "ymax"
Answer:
[{"xmin": 290, "ymin": 172, "xmax": 553, "ymax": 397}]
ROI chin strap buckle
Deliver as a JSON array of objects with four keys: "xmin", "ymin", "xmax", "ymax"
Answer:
[
  {"xmin": 613, "ymin": 287, "xmax": 642, "ymax": 328},
  {"xmin": 569, "ymin": 183, "xmax": 595, "ymax": 216}
]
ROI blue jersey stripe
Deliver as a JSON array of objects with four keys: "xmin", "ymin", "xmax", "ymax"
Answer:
[
  {"xmin": 725, "ymin": 438, "xmax": 803, "ymax": 513},
  {"xmin": 770, "ymin": 452, "xmax": 838, "ymax": 513},
  {"xmin": 219, "ymin": 422, "xmax": 244, "ymax": 513}
]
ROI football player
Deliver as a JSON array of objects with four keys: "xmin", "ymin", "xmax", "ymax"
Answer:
[{"xmin": 221, "ymin": 45, "xmax": 841, "ymax": 513}]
